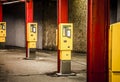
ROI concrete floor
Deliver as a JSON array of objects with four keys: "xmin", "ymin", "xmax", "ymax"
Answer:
[{"xmin": 0, "ymin": 49, "xmax": 86, "ymax": 82}]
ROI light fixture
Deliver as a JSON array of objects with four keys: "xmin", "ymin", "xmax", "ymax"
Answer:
[{"xmin": 2, "ymin": 0, "xmax": 25, "ymax": 5}]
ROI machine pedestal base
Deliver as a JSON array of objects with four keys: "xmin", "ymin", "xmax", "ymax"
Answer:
[
  {"xmin": 24, "ymin": 48, "xmax": 36, "ymax": 60},
  {"xmin": 56, "ymin": 60, "xmax": 75, "ymax": 76},
  {"xmin": 0, "ymin": 42, "xmax": 5, "ymax": 49},
  {"xmin": 56, "ymin": 73, "xmax": 76, "ymax": 76}
]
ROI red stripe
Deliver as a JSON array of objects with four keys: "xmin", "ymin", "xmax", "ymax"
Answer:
[
  {"xmin": 57, "ymin": 0, "xmax": 68, "ymax": 73},
  {"xmin": 87, "ymin": 0, "xmax": 110, "ymax": 82},
  {"xmin": 25, "ymin": 0, "xmax": 33, "ymax": 58},
  {"xmin": 0, "ymin": 3, "xmax": 2, "ymax": 22}
]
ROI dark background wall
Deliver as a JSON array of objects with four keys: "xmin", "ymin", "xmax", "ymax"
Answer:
[
  {"xmin": 42, "ymin": 1, "xmax": 57, "ymax": 50},
  {"xmin": 117, "ymin": 0, "xmax": 120, "ymax": 22},
  {"xmin": 3, "ymin": 0, "xmax": 87, "ymax": 52},
  {"xmin": 34, "ymin": 0, "xmax": 43, "ymax": 49},
  {"xmin": 110, "ymin": 0, "xmax": 120, "ymax": 24},
  {"xmin": 41, "ymin": 0, "xmax": 87, "ymax": 52},
  {"xmin": 3, "ymin": 2, "xmax": 25, "ymax": 47},
  {"xmin": 110, "ymin": 0, "xmax": 117, "ymax": 24},
  {"xmin": 3, "ymin": 1, "xmax": 43, "ymax": 49},
  {"xmin": 69, "ymin": 0, "xmax": 87, "ymax": 52}
]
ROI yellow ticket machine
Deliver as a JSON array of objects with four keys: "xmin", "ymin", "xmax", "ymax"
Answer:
[
  {"xmin": 0, "ymin": 22, "xmax": 6, "ymax": 42},
  {"xmin": 109, "ymin": 22, "xmax": 120, "ymax": 82},
  {"xmin": 58, "ymin": 23, "xmax": 73, "ymax": 60},
  {"xmin": 27, "ymin": 23, "xmax": 37, "ymax": 48},
  {"xmin": 58, "ymin": 23, "xmax": 73, "ymax": 50},
  {"xmin": 57, "ymin": 23, "xmax": 74, "ymax": 75},
  {"xmin": 27, "ymin": 23, "xmax": 37, "ymax": 59}
]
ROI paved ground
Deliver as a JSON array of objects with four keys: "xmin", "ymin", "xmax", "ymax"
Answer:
[{"xmin": 0, "ymin": 49, "xmax": 86, "ymax": 82}]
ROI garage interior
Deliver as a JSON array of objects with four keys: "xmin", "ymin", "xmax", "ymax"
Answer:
[
  {"xmin": 0, "ymin": 0, "xmax": 87, "ymax": 82},
  {"xmin": 0, "ymin": 0, "xmax": 119, "ymax": 82}
]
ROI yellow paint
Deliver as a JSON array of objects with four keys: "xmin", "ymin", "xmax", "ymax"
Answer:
[
  {"xmin": 109, "ymin": 25, "xmax": 112, "ymax": 70},
  {"xmin": 109, "ymin": 23, "xmax": 120, "ymax": 71},
  {"xmin": 109, "ymin": 71, "xmax": 112, "ymax": 82},
  {"xmin": 27, "ymin": 23, "xmax": 37, "ymax": 48},
  {"xmin": 109, "ymin": 22, "xmax": 120, "ymax": 82},
  {"xmin": 28, "ymin": 42, "xmax": 36, "ymax": 48},
  {"xmin": 60, "ymin": 51, "xmax": 71, "ymax": 60},
  {"xmin": 27, "ymin": 23, "xmax": 37, "ymax": 42},
  {"xmin": 58, "ymin": 23, "xmax": 73, "ymax": 50},
  {"xmin": 0, "ymin": 22, "xmax": 6, "ymax": 42},
  {"xmin": 58, "ymin": 23, "xmax": 73, "ymax": 60},
  {"xmin": 56, "ymin": 29, "xmax": 58, "ymax": 46},
  {"xmin": 0, "ymin": 29, "xmax": 6, "ymax": 37},
  {"xmin": 0, "ymin": 37, "xmax": 5, "ymax": 42},
  {"xmin": 109, "ymin": 71, "xmax": 120, "ymax": 82}
]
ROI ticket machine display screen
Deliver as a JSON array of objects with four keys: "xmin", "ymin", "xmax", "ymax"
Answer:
[
  {"xmin": 30, "ymin": 24, "xmax": 36, "ymax": 33},
  {"xmin": 63, "ymin": 25, "xmax": 71, "ymax": 38},
  {"xmin": 0, "ymin": 23, "xmax": 5, "ymax": 30}
]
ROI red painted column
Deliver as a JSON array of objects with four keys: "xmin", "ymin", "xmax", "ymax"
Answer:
[
  {"xmin": 87, "ymin": 0, "xmax": 110, "ymax": 82},
  {"xmin": 0, "ymin": 3, "xmax": 2, "ymax": 22},
  {"xmin": 57, "ymin": 0, "xmax": 68, "ymax": 73},
  {"xmin": 25, "ymin": 0, "xmax": 33, "ymax": 58}
]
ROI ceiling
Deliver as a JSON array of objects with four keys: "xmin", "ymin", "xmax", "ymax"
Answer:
[
  {"xmin": 0, "ymin": 0, "xmax": 56, "ymax": 4},
  {"xmin": 0, "ymin": 0, "xmax": 25, "ymax": 2}
]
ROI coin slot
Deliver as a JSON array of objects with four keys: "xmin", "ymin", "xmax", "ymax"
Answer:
[{"xmin": 64, "ymin": 40, "xmax": 67, "ymax": 43}]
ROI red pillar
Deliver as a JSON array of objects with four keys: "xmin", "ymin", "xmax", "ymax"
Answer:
[
  {"xmin": 0, "ymin": 3, "xmax": 2, "ymax": 22},
  {"xmin": 87, "ymin": 0, "xmax": 110, "ymax": 82},
  {"xmin": 57, "ymin": 0, "xmax": 68, "ymax": 73},
  {"xmin": 25, "ymin": 0, "xmax": 33, "ymax": 58}
]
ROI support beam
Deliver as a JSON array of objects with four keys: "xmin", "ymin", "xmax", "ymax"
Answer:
[
  {"xmin": 25, "ymin": 0, "xmax": 33, "ymax": 58},
  {"xmin": 57, "ymin": 0, "xmax": 68, "ymax": 24},
  {"xmin": 87, "ymin": 0, "xmax": 110, "ymax": 82},
  {"xmin": 0, "ymin": 3, "xmax": 2, "ymax": 22},
  {"xmin": 57, "ymin": 0, "xmax": 68, "ymax": 73}
]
